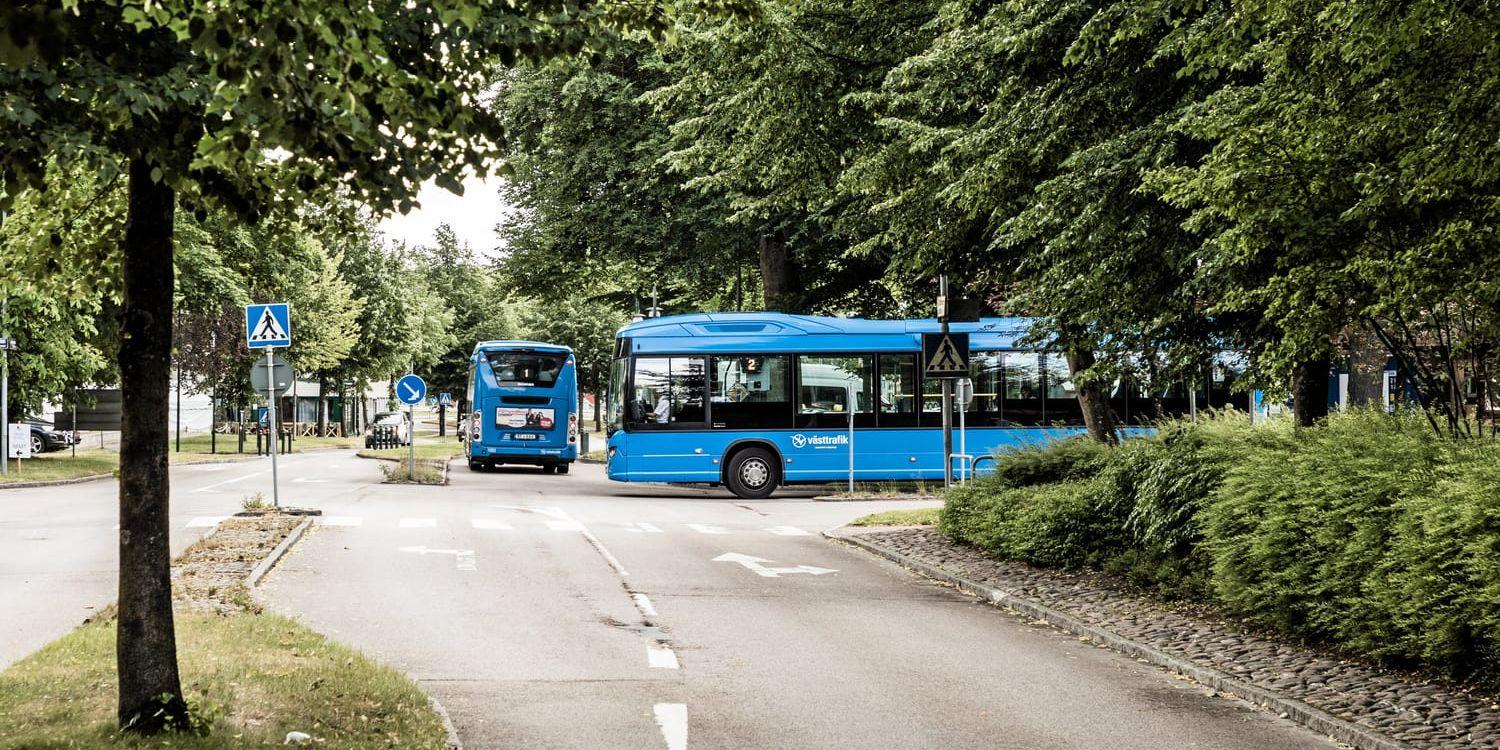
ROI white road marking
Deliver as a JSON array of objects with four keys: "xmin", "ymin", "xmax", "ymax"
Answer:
[
  {"xmin": 318, "ymin": 516, "xmax": 363, "ymax": 527},
  {"xmin": 397, "ymin": 545, "xmax": 475, "ymax": 557},
  {"xmin": 291, "ymin": 477, "xmax": 329, "ymax": 484},
  {"xmin": 399, "ymin": 517, "xmax": 437, "ymax": 528},
  {"xmin": 501, "ymin": 505, "xmax": 629, "ymax": 577},
  {"xmin": 765, "ymin": 525, "xmax": 810, "ymax": 536},
  {"xmin": 687, "ymin": 524, "xmax": 730, "ymax": 535},
  {"xmin": 455, "ymin": 551, "xmax": 477, "ymax": 571},
  {"xmin": 185, "ymin": 516, "xmax": 226, "ymax": 528},
  {"xmin": 582, "ymin": 528, "xmax": 629, "ymax": 576},
  {"xmin": 471, "ymin": 519, "xmax": 513, "ymax": 530},
  {"xmin": 491, "ymin": 504, "xmax": 572, "ymax": 520},
  {"xmin": 191, "ymin": 470, "xmax": 267, "ymax": 493},
  {"xmin": 712, "ymin": 552, "xmax": 837, "ymax": 578},
  {"xmin": 622, "ymin": 522, "xmax": 665, "ymax": 533},
  {"xmin": 547, "ymin": 520, "xmax": 585, "ymax": 531},
  {"xmin": 647, "ymin": 644, "xmax": 679, "ymax": 669},
  {"xmin": 632, "ymin": 593, "xmax": 658, "ymax": 617},
  {"xmin": 654, "ymin": 704, "xmax": 687, "ymax": 750}
]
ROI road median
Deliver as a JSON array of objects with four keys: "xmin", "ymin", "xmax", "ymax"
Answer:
[{"xmin": 0, "ymin": 513, "xmax": 453, "ymax": 749}]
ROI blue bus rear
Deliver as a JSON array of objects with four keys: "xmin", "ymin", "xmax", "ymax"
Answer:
[
  {"xmin": 604, "ymin": 313, "xmax": 1249, "ymax": 497},
  {"xmin": 466, "ymin": 341, "xmax": 579, "ymax": 473}
]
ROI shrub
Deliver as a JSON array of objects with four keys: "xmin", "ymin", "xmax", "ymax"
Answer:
[
  {"xmin": 942, "ymin": 477, "xmax": 1127, "ymax": 569},
  {"xmin": 989, "ymin": 435, "xmax": 1110, "ymax": 488}
]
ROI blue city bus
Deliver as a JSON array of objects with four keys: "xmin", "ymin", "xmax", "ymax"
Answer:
[
  {"xmin": 605, "ymin": 313, "xmax": 1248, "ymax": 498},
  {"xmin": 466, "ymin": 341, "xmax": 580, "ymax": 473}
]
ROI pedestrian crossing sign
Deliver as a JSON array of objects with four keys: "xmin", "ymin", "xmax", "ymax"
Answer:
[
  {"xmin": 245, "ymin": 303, "xmax": 292, "ymax": 349},
  {"xmin": 922, "ymin": 332, "xmax": 970, "ymax": 377}
]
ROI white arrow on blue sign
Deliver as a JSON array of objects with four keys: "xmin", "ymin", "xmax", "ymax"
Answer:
[
  {"xmin": 396, "ymin": 374, "xmax": 427, "ymax": 406},
  {"xmin": 245, "ymin": 303, "xmax": 292, "ymax": 349}
]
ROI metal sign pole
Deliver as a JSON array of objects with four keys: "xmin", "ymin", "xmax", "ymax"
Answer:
[
  {"xmin": 847, "ymin": 383, "xmax": 856, "ymax": 493},
  {"xmin": 408, "ymin": 402, "xmax": 416, "ymax": 481},
  {"xmin": 267, "ymin": 347, "xmax": 281, "ymax": 509},
  {"xmin": 939, "ymin": 275, "xmax": 953, "ymax": 488},
  {"xmin": 2, "ymin": 297, "xmax": 8, "ymax": 477}
]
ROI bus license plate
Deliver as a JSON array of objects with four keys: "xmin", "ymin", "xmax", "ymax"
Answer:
[{"xmin": 512, "ymin": 433, "xmax": 539, "ymax": 441}]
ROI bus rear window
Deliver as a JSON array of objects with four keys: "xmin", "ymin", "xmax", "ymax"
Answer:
[{"xmin": 486, "ymin": 352, "xmax": 566, "ymax": 388}]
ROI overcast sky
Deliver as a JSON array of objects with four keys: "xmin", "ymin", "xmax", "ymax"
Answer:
[{"xmin": 376, "ymin": 174, "xmax": 509, "ymax": 259}]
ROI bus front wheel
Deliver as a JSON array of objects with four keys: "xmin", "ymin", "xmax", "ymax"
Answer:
[{"xmin": 726, "ymin": 447, "xmax": 779, "ymax": 499}]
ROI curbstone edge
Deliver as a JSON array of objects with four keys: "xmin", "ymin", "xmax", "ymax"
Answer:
[
  {"xmin": 246, "ymin": 516, "xmax": 314, "ymax": 588},
  {"xmin": 825, "ymin": 528, "xmax": 1411, "ymax": 750}
]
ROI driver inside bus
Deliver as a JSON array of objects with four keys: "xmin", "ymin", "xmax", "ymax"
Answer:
[{"xmin": 652, "ymin": 391, "xmax": 671, "ymax": 423}]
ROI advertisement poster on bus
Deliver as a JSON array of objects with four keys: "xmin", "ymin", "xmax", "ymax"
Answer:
[{"xmin": 496, "ymin": 407, "xmax": 555, "ymax": 430}]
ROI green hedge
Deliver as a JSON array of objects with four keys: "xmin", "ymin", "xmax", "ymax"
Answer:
[{"xmin": 940, "ymin": 410, "xmax": 1500, "ymax": 684}]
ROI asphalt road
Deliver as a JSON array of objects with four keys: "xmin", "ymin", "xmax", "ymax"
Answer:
[
  {"xmin": 260, "ymin": 461, "xmax": 1337, "ymax": 750},
  {"xmin": 0, "ymin": 449, "xmax": 375, "ymax": 668}
]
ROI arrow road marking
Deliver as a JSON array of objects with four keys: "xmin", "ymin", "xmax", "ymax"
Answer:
[
  {"xmin": 712, "ymin": 552, "xmax": 838, "ymax": 578},
  {"xmin": 654, "ymin": 704, "xmax": 687, "ymax": 750}
]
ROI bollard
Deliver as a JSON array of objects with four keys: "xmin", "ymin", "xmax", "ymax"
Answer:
[{"xmin": 581, "ymin": 431, "xmax": 590, "ymax": 456}]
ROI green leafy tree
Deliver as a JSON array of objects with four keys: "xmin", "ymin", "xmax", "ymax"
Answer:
[
  {"xmin": 0, "ymin": 0, "xmax": 679, "ymax": 731},
  {"xmin": 520, "ymin": 294, "xmax": 629, "ymax": 430}
]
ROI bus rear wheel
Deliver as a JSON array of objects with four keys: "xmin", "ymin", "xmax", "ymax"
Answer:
[
  {"xmin": 556, "ymin": 463, "xmax": 570, "ymax": 475},
  {"xmin": 468, "ymin": 459, "xmax": 484, "ymax": 472},
  {"xmin": 541, "ymin": 464, "xmax": 557, "ymax": 474},
  {"xmin": 726, "ymin": 447, "xmax": 779, "ymax": 499}
]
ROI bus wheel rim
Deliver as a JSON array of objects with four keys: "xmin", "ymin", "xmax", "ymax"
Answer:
[{"xmin": 741, "ymin": 458, "xmax": 769, "ymax": 488}]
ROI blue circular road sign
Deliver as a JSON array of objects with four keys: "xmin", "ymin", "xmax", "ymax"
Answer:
[{"xmin": 396, "ymin": 374, "xmax": 428, "ymax": 406}]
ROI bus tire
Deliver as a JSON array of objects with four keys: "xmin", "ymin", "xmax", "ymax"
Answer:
[
  {"xmin": 557, "ymin": 463, "xmax": 570, "ymax": 475},
  {"xmin": 541, "ymin": 464, "xmax": 557, "ymax": 474},
  {"xmin": 726, "ymin": 447, "xmax": 779, "ymax": 499},
  {"xmin": 468, "ymin": 459, "xmax": 482, "ymax": 472}
]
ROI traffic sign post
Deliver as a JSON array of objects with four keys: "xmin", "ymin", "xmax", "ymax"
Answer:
[
  {"xmin": 925, "ymin": 276, "xmax": 971, "ymax": 487},
  {"xmin": 397, "ymin": 374, "xmax": 427, "ymax": 481},
  {"xmin": 246, "ymin": 303, "xmax": 292, "ymax": 508}
]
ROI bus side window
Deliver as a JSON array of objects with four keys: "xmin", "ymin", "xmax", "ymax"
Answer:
[{"xmin": 630, "ymin": 356, "xmax": 706, "ymax": 427}]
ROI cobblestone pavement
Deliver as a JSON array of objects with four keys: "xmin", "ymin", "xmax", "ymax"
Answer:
[{"xmin": 847, "ymin": 526, "xmax": 1500, "ymax": 750}]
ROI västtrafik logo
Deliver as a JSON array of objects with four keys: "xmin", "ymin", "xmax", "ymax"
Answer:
[{"xmin": 789, "ymin": 433, "xmax": 848, "ymax": 449}]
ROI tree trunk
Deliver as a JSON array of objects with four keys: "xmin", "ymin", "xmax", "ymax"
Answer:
[
  {"xmin": 117, "ymin": 157, "xmax": 188, "ymax": 732},
  {"xmin": 1291, "ymin": 353, "xmax": 1331, "ymax": 427},
  {"xmin": 758, "ymin": 230, "xmax": 801, "ymax": 313},
  {"xmin": 1064, "ymin": 340, "xmax": 1118, "ymax": 445},
  {"xmin": 317, "ymin": 374, "xmax": 328, "ymax": 435}
]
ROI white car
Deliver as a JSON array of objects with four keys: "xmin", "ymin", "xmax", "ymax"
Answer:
[{"xmin": 364, "ymin": 411, "xmax": 411, "ymax": 447}]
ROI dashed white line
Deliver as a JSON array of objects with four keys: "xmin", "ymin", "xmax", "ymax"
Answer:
[
  {"xmin": 547, "ymin": 520, "xmax": 585, "ymax": 532},
  {"xmin": 191, "ymin": 470, "xmax": 267, "ymax": 493},
  {"xmin": 654, "ymin": 704, "xmax": 687, "ymax": 750},
  {"xmin": 399, "ymin": 517, "xmax": 436, "ymax": 528},
  {"xmin": 638, "ymin": 522, "xmax": 664, "ymax": 533},
  {"xmin": 647, "ymin": 644, "xmax": 679, "ymax": 669},
  {"xmin": 318, "ymin": 516, "xmax": 363, "ymax": 527},
  {"xmin": 687, "ymin": 524, "xmax": 730, "ymax": 535},
  {"xmin": 632, "ymin": 593, "xmax": 659, "ymax": 617},
  {"xmin": 185, "ymin": 516, "xmax": 226, "ymax": 528},
  {"xmin": 765, "ymin": 525, "xmax": 810, "ymax": 536},
  {"xmin": 471, "ymin": 519, "xmax": 513, "ymax": 530}
]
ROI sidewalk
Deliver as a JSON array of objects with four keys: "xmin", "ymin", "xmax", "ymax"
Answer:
[{"xmin": 833, "ymin": 526, "xmax": 1500, "ymax": 750}]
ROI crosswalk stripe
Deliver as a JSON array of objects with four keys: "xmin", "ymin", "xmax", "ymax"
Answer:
[
  {"xmin": 547, "ymin": 520, "xmax": 585, "ymax": 531},
  {"xmin": 765, "ymin": 526, "xmax": 810, "ymax": 536},
  {"xmin": 687, "ymin": 524, "xmax": 730, "ymax": 535},
  {"xmin": 399, "ymin": 517, "xmax": 436, "ymax": 528},
  {"xmin": 185, "ymin": 516, "xmax": 226, "ymax": 528},
  {"xmin": 318, "ymin": 516, "xmax": 363, "ymax": 527},
  {"xmin": 471, "ymin": 519, "xmax": 513, "ymax": 530}
]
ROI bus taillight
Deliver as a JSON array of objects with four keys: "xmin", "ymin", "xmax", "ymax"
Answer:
[
  {"xmin": 471, "ymin": 410, "xmax": 481, "ymax": 441},
  {"xmin": 568, "ymin": 412, "xmax": 578, "ymax": 443}
]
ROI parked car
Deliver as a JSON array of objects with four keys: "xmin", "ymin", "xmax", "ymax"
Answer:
[
  {"xmin": 24, "ymin": 422, "xmax": 75, "ymax": 454},
  {"xmin": 364, "ymin": 411, "xmax": 411, "ymax": 448}
]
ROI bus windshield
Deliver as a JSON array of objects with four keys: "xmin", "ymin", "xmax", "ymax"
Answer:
[{"xmin": 486, "ymin": 351, "xmax": 566, "ymax": 388}]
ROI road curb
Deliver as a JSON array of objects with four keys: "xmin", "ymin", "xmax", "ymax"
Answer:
[
  {"xmin": 0, "ymin": 472, "xmax": 115, "ymax": 490},
  {"xmin": 824, "ymin": 529, "xmax": 1410, "ymax": 750},
  {"xmin": 247, "ymin": 516, "xmax": 314, "ymax": 588},
  {"xmin": 426, "ymin": 693, "xmax": 464, "ymax": 750}
]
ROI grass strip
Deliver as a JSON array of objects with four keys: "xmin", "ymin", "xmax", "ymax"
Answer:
[
  {"xmin": 849, "ymin": 507, "xmax": 942, "ymax": 527},
  {"xmin": 0, "ymin": 613, "xmax": 449, "ymax": 749}
]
